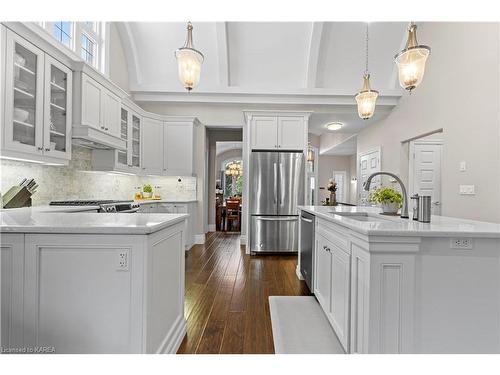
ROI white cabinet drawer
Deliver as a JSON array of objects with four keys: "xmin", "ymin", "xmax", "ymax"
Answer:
[{"xmin": 316, "ymin": 218, "xmax": 350, "ymax": 252}]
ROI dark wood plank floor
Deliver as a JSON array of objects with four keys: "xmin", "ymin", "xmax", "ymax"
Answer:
[{"xmin": 177, "ymin": 231, "xmax": 311, "ymax": 354}]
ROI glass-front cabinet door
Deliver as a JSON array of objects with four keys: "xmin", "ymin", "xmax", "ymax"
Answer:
[
  {"xmin": 43, "ymin": 55, "xmax": 72, "ymax": 160},
  {"xmin": 131, "ymin": 114, "xmax": 141, "ymax": 169},
  {"xmin": 117, "ymin": 107, "xmax": 129, "ymax": 168},
  {"xmin": 4, "ymin": 30, "xmax": 44, "ymax": 154}
]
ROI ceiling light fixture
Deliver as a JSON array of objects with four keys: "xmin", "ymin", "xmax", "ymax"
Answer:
[
  {"xmin": 175, "ymin": 22, "xmax": 204, "ymax": 91},
  {"xmin": 326, "ymin": 122, "xmax": 344, "ymax": 131},
  {"xmin": 355, "ymin": 24, "xmax": 379, "ymax": 120},
  {"xmin": 394, "ymin": 22, "xmax": 431, "ymax": 92}
]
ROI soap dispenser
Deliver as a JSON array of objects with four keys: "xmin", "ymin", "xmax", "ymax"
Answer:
[{"xmin": 411, "ymin": 194, "xmax": 419, "ymax": 221}]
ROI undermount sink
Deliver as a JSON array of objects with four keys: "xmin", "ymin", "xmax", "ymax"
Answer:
[{"xmin": 330, "ymin": 212, "xmax": 392, "ymax": 222}]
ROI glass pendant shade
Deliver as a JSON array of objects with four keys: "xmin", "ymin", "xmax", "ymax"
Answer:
[
  {"xmin": 355, "ymin": 74, "xmax": 379, "ymax": 120},
  {"xmin": 395, "ymin": 24, "xmax": 430, "ymax": 92},
  {"xmin": 307, "ymin": 143, "xmax": 315, "ymax": 162},
  {"xmin": 175, "ymin": 22, "xmax": 204, "ymax": 91}
]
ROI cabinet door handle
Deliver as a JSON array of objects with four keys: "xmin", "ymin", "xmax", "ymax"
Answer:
[
  {"xmin": 37, "ymin": 147, "xmax": 43, "ymax": 151},
  {"xmin": 45, "ymin": 148, "xmax": 50, "ymax": 152}
]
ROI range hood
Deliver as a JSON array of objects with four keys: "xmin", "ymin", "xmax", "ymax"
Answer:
[{"xmin": 72, "ymin": 125, "xmax": 127, "ymax": 150}]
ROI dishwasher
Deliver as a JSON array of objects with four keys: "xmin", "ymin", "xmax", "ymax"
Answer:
[{"xmin": 299, "ymin": 211, "xmax": 315, "ymax": 291}]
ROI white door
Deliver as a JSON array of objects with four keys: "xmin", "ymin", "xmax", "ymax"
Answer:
[
  {"xmin": 4, "ymin": 30, "xmax": 45, "ymax": 155},
  {"xmin": 411, "ymin": 142, "xmax": 442, "ymax": 215},
  {"xmin": 43, "ymin": 55, "xmax": 72, "ymax": 160},
  {"xmin": 164, "ymin": 122, "xmax": 194, "ymax": 175},
  {"xmin": 314, "ymin": 234, "xmax": 332, "ymax": 315},
  {"xmin": 358, "ymin": 149, "xmax": 381, "ymax": 205},
  {"xmin": 277, "ymin": 116, "xmax": 306, "ymax": 150},
  {"xmin": 332, "ymin": 171, "xmax": 347, "ymax": 204},
  {"xmin": 141, "ymin": 118, "xmax": 164, "ymax": 175},
  {"xmin": 330, "ymin": 244, "xmax": 351, "ymax": 352},
  {"xmin": 250, "ymin": 116, "xmax": 278, "ymax": 150},
  {"xmin": 81, "ymin": 73, "xmax": 102, "ymax": 130},
  {"xmin": 102, "ymin": 88, "xmax": 121, "ymax": 137}
]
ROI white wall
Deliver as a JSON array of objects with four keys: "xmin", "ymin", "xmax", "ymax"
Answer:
[
  {"xmin": 357, "ymin": 22, "xmax": 500, "ymax": 223},
  {"xmin": 108, "ymin": 22, "xmax": 130, "ymax": 93}
]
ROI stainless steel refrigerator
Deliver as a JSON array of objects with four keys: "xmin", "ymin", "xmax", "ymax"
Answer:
[{"xmin": 249, "ymin": 151, "xmax": 304, "ymax": 253}]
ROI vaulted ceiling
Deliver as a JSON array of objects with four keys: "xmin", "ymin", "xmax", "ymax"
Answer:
[{"xmin": 116, "ymin": 22, "xmax": 410, "ymax": 136}]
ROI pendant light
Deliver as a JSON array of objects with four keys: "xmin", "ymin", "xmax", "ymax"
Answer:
[
  {"xmin": 175, "ymin": 22, "xmax": 204, "ymax": 91},
  {"xmin": 394, "ymin": 22, "xmax": 431, "ymax": 92},
  {"xmin": 306, "ymin": 142, "xmax": 315, "ymax": 162},
  {"xmin": 355, "ymin": 24, "xmax": 379, "ymax": 120}
]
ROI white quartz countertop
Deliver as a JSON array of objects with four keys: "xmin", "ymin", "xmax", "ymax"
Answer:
[
  {"xmin": 298, "ymin": 205, "xmax": 500, "ymax": 238},
  {"xmin": 135, "ymin": 199, "xmax": 197, "ymax": 204},
  {"xmin": 0, "ymin": 208, "xmax": 188, "ymax": 234}
]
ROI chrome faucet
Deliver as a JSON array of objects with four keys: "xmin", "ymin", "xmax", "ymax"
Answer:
[{"xmin": 363, "ymin": 171, "xmax": 409, "ymax": 219}]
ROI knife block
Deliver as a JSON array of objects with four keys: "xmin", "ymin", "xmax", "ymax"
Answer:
[{"xmin": 2, "ymin": 186, "xmax": 33, "ymax": 208}]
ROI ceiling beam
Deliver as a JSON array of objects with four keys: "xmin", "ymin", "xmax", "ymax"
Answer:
[
  {"xmin": 215, "ymin": 22, "xmax": 230, "ymax": 87},
  {"xmin": 114, "ymin": 22, "xmax": 142, "ymax": 86},
  {"xmin": 305, "ymin": 22, "xmax": 325, "ymax": 88}
]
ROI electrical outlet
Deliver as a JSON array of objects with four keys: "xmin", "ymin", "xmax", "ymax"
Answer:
[
  {"xmin": 117, "ymin": 250, "xmax": 129, "ymax": 271},
  {"xmin": 450, "ymin": 238, "xmax": 473, "ymax": 249},
  {"xmin": 459, "ymin": 185, "xmax": 475, "ymax": 195},
  {"xmin": 459, "ymin": 161, "xmax": 467, "ymax": 172}
]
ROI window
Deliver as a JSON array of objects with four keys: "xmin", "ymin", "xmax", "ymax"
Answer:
[
  {"xmin": 52, "ymin": 22, "xmax": 72, "ymax": 47},
  {"xmin": 81, "ymin": 34, "xmax": 96, "ymax": 65},
  {"xmin": 37, "ymin": 22, "xmax": 107, "ymax": 73}
]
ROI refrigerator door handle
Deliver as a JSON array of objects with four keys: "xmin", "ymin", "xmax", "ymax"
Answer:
[
  {"xmin": 279, "ymin": 162, "xmax": 284, "ymax": 206},
  {"xmin": 256, "ymin": 217, "xmax": 298, "ymax": 222},
  {"xmin": 273, "ymin": 163, "xmax": 278, "ymax": 204}
]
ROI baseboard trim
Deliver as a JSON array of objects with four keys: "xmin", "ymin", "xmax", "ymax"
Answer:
[
  {"xmin": 296, "ymin": 265, "xmax": 304, "ymax": 280},
  {"xmin": 194, "ymin": 234, "xmax": 205, "ymax": 244},
  {"xmin": 156, "ymin": 314, "xmax": 187, "ymax": 354},
  {"xmin": 207, "ymin": 224, "xmax": 216, "ymax": 232}
]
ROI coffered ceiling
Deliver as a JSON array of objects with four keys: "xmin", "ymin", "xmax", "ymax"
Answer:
[{"xmin": 116, "ymin": 21, "xmax": 410, "ymax": 134}]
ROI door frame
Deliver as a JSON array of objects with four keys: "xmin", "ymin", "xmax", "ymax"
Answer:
[
  {"xmin": 357, "ymin": 147, "xmax": 382, "ymax": 204},
  {"xmin": 408, "ymin": 139, "xmax": 443, "ymax": 198},
  {"xmin": 332, "ymin": 170, "xmax": 347, "ymax": 204}
]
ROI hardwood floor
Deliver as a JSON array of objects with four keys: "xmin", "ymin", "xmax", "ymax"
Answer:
[{"xmin": 177, "ymin": 231, "xmax": 311, "ymax": 354}]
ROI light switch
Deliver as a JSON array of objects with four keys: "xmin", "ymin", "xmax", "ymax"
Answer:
[
  {"xmin": 459, "ymin": 161, "xmax": 467, "ymax": 172},
  {"xmin": 459, "ymin": 185, "xmax": 475, "ymax": 195}
]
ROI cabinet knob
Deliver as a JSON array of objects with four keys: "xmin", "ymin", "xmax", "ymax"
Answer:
[
  {"xmin": 37, "ymin": 147, "xmax": 43, "ymax": 151},
  {"xmin": 45, "ymin": 148, "xmax": 50, "ymax": 151}
]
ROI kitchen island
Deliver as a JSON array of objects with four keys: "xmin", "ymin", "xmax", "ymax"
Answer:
[
  {"xmin": 298, "ymin": 205, "xmax": 500, "ymax": 354},
  {"xmin": 0, "ymin": 209, "xmax": 188, "ymax": 353}
]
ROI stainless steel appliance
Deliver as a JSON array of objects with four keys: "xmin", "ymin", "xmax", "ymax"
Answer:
[
  {"xmin": 299, "ymin": 211, "xmax": 315, "ymax": 290},
  {"xmin": 49, "ymin": 200, "xmax": 140, "ymax": 213},
  {"xmin": 250, "ymin": 151, "xmax": 304, "ymax": 253}
]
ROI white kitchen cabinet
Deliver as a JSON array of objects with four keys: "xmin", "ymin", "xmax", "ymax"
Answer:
[
  {"xmin": 1, "ymin": 234, "xmax": 24, "ymax": 349},
  {"xmin": 2, "ymin": 29, "xmax": 72, "ymax": 164},
  {"xmin": 314, "ymin": 233, "xmax": 332, "ymax": 315},
  {"xmin": 247, "ymin": 112, "xmax": 310, "ymax": 151},
  {"xmin": 250, "ymin": 116, "xmax": 278, "ymax": 150},
  {"xmin": 156, "ymin": 202, "xmax": 195, "ymax": 250},
  {"xmin": 80, "ymin": 73, "xmax": 121, "ymax": 137},
  {"xmin": 141, "ymin": 117, "xmax": 164, "ymax": 175},
  {"xmin": 277, "ymin": 116, "xmax": 307, "ymax": 150},
  {"xmin": 163, "ymin": 120, "xmax": 196, "ymax": 176},
  {"xmin": 330, "ymin": 244, "xmax": 350, "ymax": 351},
  {"xmin": 91, "ymin": 106, "xmax": 142, "ymax": 173}
]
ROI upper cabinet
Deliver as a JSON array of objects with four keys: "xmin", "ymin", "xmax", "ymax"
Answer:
[
  {"xmin": 1, "ymin": 29, "xmax": 72, "ymax": 164},
  {"xmin": 141, "ymin": 117, "xmax": 164, "ymax": 175},
  {"xmin": 246, "ymin": 111, "xmax": 310, "ymax": 151},
  {"xmin": 163, "ymin": 119, "xmax": 197, "ymax": 176},
  {"xmin": 72, "ymin": 65, "xmax": 126, "ymax": 151}
]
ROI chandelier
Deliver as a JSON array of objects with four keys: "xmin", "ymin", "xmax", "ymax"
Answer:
[
  {"xmin": 175, "ymin": 22, "xmax": 204, "ymax": 91},
  {"xmin": 225, "ymin": 161, "xmax": 243, "ymax": 177},
  {"xmin": 394, "ymin": 23, "xmax": 431, "ymax": 92},
  {"xmin": 355, "ymin": 24, "xmax": 379, "ymax": 120}
]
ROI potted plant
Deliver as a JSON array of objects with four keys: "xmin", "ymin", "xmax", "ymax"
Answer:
[
  {"xmin": 327, "ymin": 178, "xmax": 338, "ymax": 206},
  {"xmin": 142, "ymin": 184, "xmax": 153, "ymax": 199},
  {"xmin": 369, "ymin": 186, "xmax": 402, "ymax": 214}
]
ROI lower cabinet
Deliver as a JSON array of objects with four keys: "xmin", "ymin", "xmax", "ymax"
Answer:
[
  {"xmin": 140, "ymin": 202, "xmax": 196, "ymax": 250},
  {"xmin": 314, "ymin": 232, "xmax": 350, "ymax": 352}
]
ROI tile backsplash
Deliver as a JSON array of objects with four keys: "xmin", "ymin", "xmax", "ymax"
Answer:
[{"xmin": 0, "ymin": 146, "xmax": 197, "ymax": 205}]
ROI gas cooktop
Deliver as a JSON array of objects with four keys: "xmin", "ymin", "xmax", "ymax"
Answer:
[{"xmin": 49, "ymin": 200, "xmax": 132, "ymax": 206}]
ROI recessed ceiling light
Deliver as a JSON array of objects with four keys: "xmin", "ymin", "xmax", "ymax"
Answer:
[{"xmin": 326, "ymin": 122, "xmax": 343, "ymax": 131}]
